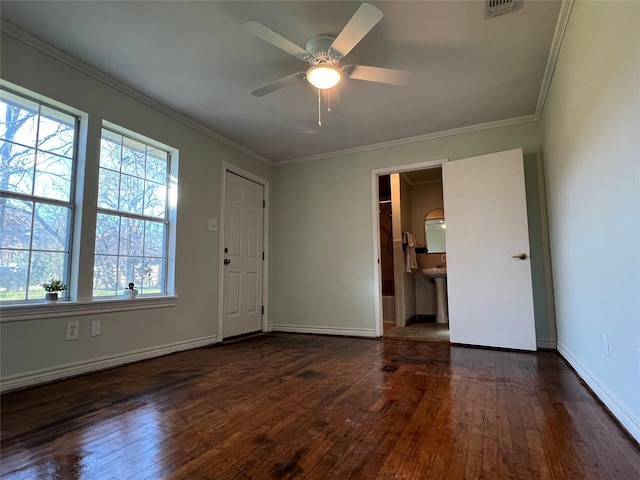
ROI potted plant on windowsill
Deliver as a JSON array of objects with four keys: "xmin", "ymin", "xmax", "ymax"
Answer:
[{"xmin": 41, "ymin": 279, "xmax": 67, "ymax": 303}]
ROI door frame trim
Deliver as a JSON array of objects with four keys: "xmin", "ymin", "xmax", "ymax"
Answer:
[
  {"xmin": 371, "ymin": 159, "xmax": 448, "ymax": 337},
  {"xmin": 218, "ymin": 163, "xmax": 269, "ymax": 342}
]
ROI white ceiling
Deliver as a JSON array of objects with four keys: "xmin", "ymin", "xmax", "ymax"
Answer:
[{"xmin": 0, "ymin": 1, "xmax": 563, "ymax": 165}]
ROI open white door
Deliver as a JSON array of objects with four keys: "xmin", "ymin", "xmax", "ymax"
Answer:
[
  {"xmin": 442, "ymin": 148, "xmax": 536, "ymax": 350},
  {"xmin": 222, "ymin": 172, "xmax": 264, "ymax": 339}
]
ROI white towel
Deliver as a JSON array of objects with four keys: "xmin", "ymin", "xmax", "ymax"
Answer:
[{"xmin": 403, "ymin": 232, "xmax": 418, "ymax": 272}]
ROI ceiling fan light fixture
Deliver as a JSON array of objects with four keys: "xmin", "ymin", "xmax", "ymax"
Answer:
[{"xmin": 306, "ymin": 65, "xmax": 341, "ymax": 89}]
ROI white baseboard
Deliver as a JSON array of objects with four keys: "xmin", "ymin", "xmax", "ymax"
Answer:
[
  {"xmin": 271, "ymin": 324, "xmax": 378, "ymax": 338},
  {"xmin": 0, "ymin": 335, "xmax": 217, "ymax": 393},
  {"xmin": 536, "ymin": 338, "xmax": 557, "ymax": 350},
  {"xmin": 558, "ymin": 342, "xmax": 640, "ymax": 443}
]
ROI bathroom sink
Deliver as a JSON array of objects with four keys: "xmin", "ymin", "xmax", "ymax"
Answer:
[
  {"xmin": 421, "ymin": 268, "xmax": 447, "ymax": 279},
  {"xmin": 420, "ymin": 268, "xmax": 448, "ymax": 323}
]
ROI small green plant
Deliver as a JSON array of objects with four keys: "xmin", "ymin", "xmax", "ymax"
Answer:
[{"xmin": 41, "ymin": 279, "xmax": 67, "ymax": 293}]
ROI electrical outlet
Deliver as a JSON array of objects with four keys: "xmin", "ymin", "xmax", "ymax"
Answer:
[
  {"xmin": 602, "ymin": 332, "xmax": 610, "ymax": 356},
  {"xmin": 91, "ymin": 320, "xmax": 101, "ymax": 337},
  {"xmin": 66, "ymin": 321, "xmax": 80, "ymax": 341},
  {"xmin": 208, "ymin": 218, "xmax": 217, "ymax": 231}
]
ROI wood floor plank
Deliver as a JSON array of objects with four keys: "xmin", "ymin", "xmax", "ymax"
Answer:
[{"xmin": 2, "ymin": 333, "xmax": 639, "ymax": 479}]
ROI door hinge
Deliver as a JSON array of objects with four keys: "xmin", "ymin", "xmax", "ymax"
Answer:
[
  {"xmin": 262, "ymin": 252, "xmax": 264, "ymax": 260},
  {"xmin": 261, "ymin": 306, "xmax": 264, "ymax": 315},
  {"xmin": 263, "ymin": 199, "xmax": 266, "ymax": 208}
]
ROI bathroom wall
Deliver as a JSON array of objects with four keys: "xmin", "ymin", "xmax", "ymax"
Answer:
[
  {"xmin": 400, "ymin": 175, "xmax": 416, "ymax": 322},
  {"xmin": 407, "ymin": 178, "xmax": 445, "ymax": 316},
  {"xmin": 390, "ymin": 174, "xmax": 416, "ymax": 326}
]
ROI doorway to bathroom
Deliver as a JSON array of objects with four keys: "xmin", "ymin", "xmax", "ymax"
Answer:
[
  {"xmin": 375, "ymin": 162, "xmax": 450, "ymax": 343},
  {"xmin": 373, "ymin": 148, "xmax": 539, "ymax": 351}
]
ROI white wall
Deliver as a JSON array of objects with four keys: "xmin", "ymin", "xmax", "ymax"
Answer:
[
  {"xmin": 399, "ymin": 175, "xmax": 416, "ymax": 323},
  {"xmin": 541, "ymin": 1, "xmax": 640, "ymax": 441},
  {"xmin": 0, "ymin": 31, "xmax": 271, "ymax": 388},
  {"xmin": 270, "ymin": 122, "xmax": 545, "ymax": 337}
]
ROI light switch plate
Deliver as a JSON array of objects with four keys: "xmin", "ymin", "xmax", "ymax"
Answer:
[
  {"xmin": 91, "ymin": 320, "xmax": 101, "ymax": 337},
  {"xmin": 208, "ymin": 219, "xmax": 217, "ymax": 231}
]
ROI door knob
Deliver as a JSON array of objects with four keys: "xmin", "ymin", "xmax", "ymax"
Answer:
[
  {"xmin": 512, "ymin": 253, "xmax": 528, "ymax": 260},
  {"xmin": 224, "ymin": 259, "xmax": 231, "ymax": 265}
]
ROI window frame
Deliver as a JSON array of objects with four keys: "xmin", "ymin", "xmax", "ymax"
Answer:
[
  {"xmin": 94, "ymin": 121, "xmax": 178, "ymax": 299},
  {"xmin": 0, "ymin": 86, "xmax": 80, "ymax": 304},
  {"xmin": 92, "ymin": 125, "xmax": 172, "ymax": 299}
]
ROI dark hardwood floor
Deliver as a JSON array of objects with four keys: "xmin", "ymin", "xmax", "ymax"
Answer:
[{"xmin": 1, "ymin": 333, "xmax": 639, "ymax": 479}]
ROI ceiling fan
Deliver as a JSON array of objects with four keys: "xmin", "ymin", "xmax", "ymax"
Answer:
[{"xmin": 243, "ymin": 3, "xmax": 411, "ymax": 98}]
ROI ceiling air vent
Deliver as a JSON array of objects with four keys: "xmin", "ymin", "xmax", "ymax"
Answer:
[{"xmin": 486, "ymin": 0, "xmax": 522, "ymax": 19}]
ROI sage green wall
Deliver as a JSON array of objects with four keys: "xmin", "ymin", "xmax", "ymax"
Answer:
[
  {"xmin": 541, "ymin": 1, "xmax": 640, "ymax": 439},
  {"xmin": 271, "ymin": 122, "xmax": 549, "ymax": 338},
  {"xmin": 0, "ymin": 32, "xmax": 271, "ymax": 381}
]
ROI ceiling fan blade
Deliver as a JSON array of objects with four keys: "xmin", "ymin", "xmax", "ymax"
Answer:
[
  {"xmin": 330, "ymin": 3, "xmax": 383, "ymax": 58},
  {"xmin": 347, "ymin": 65, "xmax": 411, "ymax": 86},
  {"xmin": 243, "ymin": 21, "xmax": 309, "ymax": 60},
  {"xmin": 250, "ymin": 72, "xmax": 305, "ymax": 97}
]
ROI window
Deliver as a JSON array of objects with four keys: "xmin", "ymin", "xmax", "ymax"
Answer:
[
  {"xmin": 0, "ymin": 89, "xmax": 77, "ymax": 302},
  {"xmin": 93, "ymin": 128, "xmax": 172, "ymax": 297}
]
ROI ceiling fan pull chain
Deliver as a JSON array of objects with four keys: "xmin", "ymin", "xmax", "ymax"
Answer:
[
  {"xmin": 327, "ymin": 89, "xmax": 332, "ymax": 114},
  {"xmin": 318, "ymin": 88, "xmax": 322, "ymax": 126}
]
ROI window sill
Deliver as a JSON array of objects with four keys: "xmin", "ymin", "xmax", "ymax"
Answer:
[{"xmin": 0, "ymin": 296, "xmax": 178, "ymax": 323}]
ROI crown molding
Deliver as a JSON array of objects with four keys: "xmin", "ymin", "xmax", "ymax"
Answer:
[
  {"xmin": 0, "ymin": 20, "xmax": 274, "ymax": 168},
  {"xmin": 534, "ymin": 0, "xmax": 574, "ymax": 117},
  {"xmin": 276, "ymin": 114, "xmax": 538, "ymax": 166}
]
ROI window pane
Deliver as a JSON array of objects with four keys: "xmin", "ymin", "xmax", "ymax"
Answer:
[
  {"xmin": 140, "ymin": 258, "xmax": 163, "ymax": 294},
  {"xmin": 37, "ymin": 105, "xmax": 75, "ymax": 158},
  {"xmin": 93, "ymin": 254, "xmax": 117, "ymax": 297},
  {"xmin": 34, "ymin": 152, "xmax": 72, "ymax": 201},
  {"xmin": 118, "ymin": 256, "xmax": 144, "ymax": 293},
  {"xmin": 119, "ymin": 217, "xmax": 144, "ymax": 256},
  {"xmin": 100, "ymin": 130, "xmax": 122, "ymax": 171},
  {"xmin": 144, "ymin": 221, "xmax": 166, "ymax": 257},
  {"xmin": 119, "ymin": 174, "xmax": 144, "ymax": 215},
  {"xmin": 97, "ymin": 168, "xmax": 121, "ymax": 210},
  {"xmin": 121, "ymin": 137, "xmax": 145, "ymax": 177},
  {"xmin": 0, "ymin": 90, "xmax": 38, "ymax": 148},
  {"xmin": 143, "ymin": 181, "xmax": 166, "ymax": 218},
  {"xmin": 95, "ymin": 213, "xmax": 120, "ymax": 255},
  {"xmin": 30, "ymin": 251, "xmax": 67, "ymax": 300},
  {"xmin": 0, "ymin": 140, "xmax": 35, "ymax": 195},
  {"xmin": 0, "ymin": 250, "xmax": 29, "ymax": 301},
  {"xmin": 1, "ymin": 197, "xmax": 33, "ymax": 249},
  {"xmin": 145, "ymin": 148, "xmax": 167, "ymax": 183},
  {"xmin": 32, "ymin": 203, "xmax": 70, "ymax": 251}
]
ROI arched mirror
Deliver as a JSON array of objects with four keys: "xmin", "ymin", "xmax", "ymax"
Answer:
[{"xmin": 424, "ymin": 208, "xmax": 446, "ymax": 253}]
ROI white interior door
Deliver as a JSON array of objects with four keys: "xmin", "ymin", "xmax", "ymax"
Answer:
[
  {"xmin": 222, "ymin": 172, "xmax": 264, "ymax": 339},
  {"xmin": 442, "ymin": 148, "xmax": 536, "ymax": 350}
]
